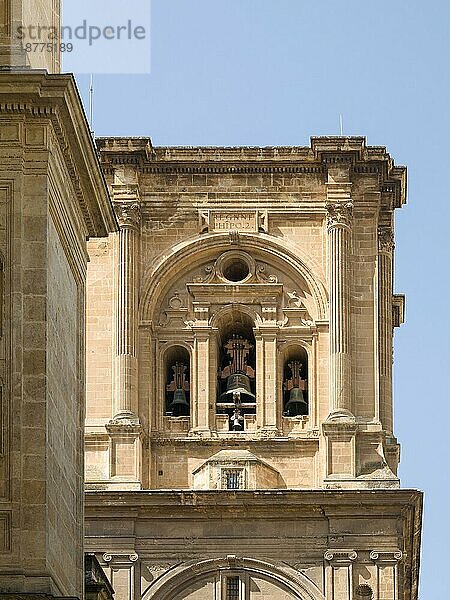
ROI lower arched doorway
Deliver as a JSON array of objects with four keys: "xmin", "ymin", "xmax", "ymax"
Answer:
[
  {"xmin": 142, "ymin": 557, "xmax": 325, "ymax": 600},
  {"xmin": 172, "ymin": 571, "xmax": 298, "ymax": 599}
]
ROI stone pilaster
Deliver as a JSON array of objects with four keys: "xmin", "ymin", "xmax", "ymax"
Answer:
[
  {"xmin": 326, "ymin": 189, "xmax": 353, "ymax": 420},
  {"xmin": 322, "ymin": 166, "xmax": 357, "ymax": 482},
  {"xmin": 190, "ymin": 325, "xmax": 212, "ymax": 436},
  {"xmin": 324, "ymin": 549, "xmax": 358, "ymax": 600},
  {"xmin": 378, "ymin": 224, "xmax": 394, "ymax": 434},
  {"xmin": 112, "ymin": 192, "xmax": 141, "ymax": 423},
  {"xmin": 101, "ymin": 553, "xmax": 139, "ymax": 600},
  {"xmin": 370, "ymin": 550, "xmax": 404, "ymax": 600},
  {"xmin": 106, "ymin": 188, "xmax": 143, "ymax": 489},
  {"xmin": 255, "ymin": 325, "xmax": 279, "ymax": 434}
]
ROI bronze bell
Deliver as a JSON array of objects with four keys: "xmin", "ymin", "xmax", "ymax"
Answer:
[
  {"xmin": 169, "ymin": 389, "xmax": 190, "ymax": 417},
  {"xmin": 284, "ymin": 387, "xmax": 308, "ymax": 416},
  {"xmin": 220, "ymin": 373, "xmax": 256, "ymax": 403}
]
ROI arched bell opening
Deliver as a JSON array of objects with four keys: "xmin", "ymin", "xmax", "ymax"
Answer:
[
  {"xmin": 216, "ymin": 311, "xmax": 256, "ymax": 431},
  {"xmin": 164, "ymin": 345, "xmax": 191, "ymax": 417},
  {"xmin": 283, "ymin": 345, "xmax": 309, "ymax": 417}
]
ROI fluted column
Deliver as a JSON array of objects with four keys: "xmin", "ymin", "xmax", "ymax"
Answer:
[
  {"xmin": 113, "ymin": 198, "xmax": 141, "ymax": 421},
  {"xmin": 326, "ymin": 192, "xmax": 353, "ymax": 419},
  {"xmin": 378, "ymin": 224, "xmax": 394, "ymax": 433}
]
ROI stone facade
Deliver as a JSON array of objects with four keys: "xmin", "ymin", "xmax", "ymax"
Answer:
[
  {"xmin": 0, "ymin": 0, "xmax": 61, "ymax": 72},
  {"xmin": 84, "ymin": 137, "xmax": 422, "ymax": 599},
  {"xmin": 0, "ymin": 72, "xmax": 115, "ymax": 598}
]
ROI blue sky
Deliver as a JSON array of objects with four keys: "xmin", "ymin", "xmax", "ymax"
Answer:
[{"xmin": 71, "ymin": 1, "xmax": 449, "ymax": 597}]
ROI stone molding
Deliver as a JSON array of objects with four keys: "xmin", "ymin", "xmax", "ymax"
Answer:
[
  {"xmin": 324, "ymin": 550, "xmax": 357, "ymax": 564},
  {"xmin": 326, "ymin": 201, "xmax": 353, "ymax": 230},
  {"xmin": 370, "ymin": 550, "xmax": 404, "ymax": 563},
  {"xmin": 0, "ymin": 73, "xmax": 117, "ymax": 237},
  {"xmin": 96, "ymin": 137, "xmax": 407, "ymax": 208},
  {"xmin": 105, "ymin": 419, "xmax": 142, "ymax": 435},
  {"xmin": 113, "ymin": 201, "xmax": 141, "ymax": 229},
  {"xmin": 140, "ymin": 556, "xmax": 326, "ymax": 600},
  {"xmin": 378, "ymin": 226, "xmax": 395, "ymax": 253},
  {"xmin": 103, "ymin": 552, "xmax": 139, "ymax": 565}
]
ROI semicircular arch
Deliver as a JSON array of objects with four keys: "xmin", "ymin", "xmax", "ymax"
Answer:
[
  {"xmin": 140, "ymin": 233, "xmax": 328, "ymax": 323},
  {"xmin": 141, "ymin": 557, "xmax": 325, "ymax": 600}
]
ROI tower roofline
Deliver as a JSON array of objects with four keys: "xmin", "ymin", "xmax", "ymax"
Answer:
[{"xmin": 96, "ymin": 135, "xmax": 406, "ymax": 208}]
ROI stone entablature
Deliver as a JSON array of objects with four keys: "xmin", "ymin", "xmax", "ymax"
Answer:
[{"xmin": 84, "ymin": 489, "xmax": 422, "ymax": 600}]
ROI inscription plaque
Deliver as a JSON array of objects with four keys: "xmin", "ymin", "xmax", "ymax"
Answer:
[{"xmin": 200, "ymin": 210, "xmax": 268, "ymax": 233}]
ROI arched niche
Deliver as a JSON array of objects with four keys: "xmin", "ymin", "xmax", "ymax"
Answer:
[
  {"xmin": 282, "ymin": 345, "xmax": 309, "ymax": 417},
  {"xmin": 140, "ymin": 233, "xmax": 328, "ymax": 325},
  {"xmin": 215, "ymin": 310, "xmax": 256, "ymax": 431},
  {"xmin": 163, "ymin": 345, "xmax": 191, "ymax": 417}
]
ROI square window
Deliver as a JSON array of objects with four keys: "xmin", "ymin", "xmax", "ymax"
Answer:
[
  {"xmin": 226, "ymin": 576, "xmax": 240, "ymax": 600},
  {"xmin": 223, "ymin": 469, "xmax": 243, "ymax": 490}
]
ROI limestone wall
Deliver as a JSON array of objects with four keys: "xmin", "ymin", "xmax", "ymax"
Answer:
[
  {"xmin": 85, "ymin": 138, "xmax": 405, "ymax": 492},
  {"xmin": 0, "ymin": 73, "xmax": 115, "ymax": 597},
  {"xmin": 46, "ymin": 214, "xmax": 83, "ymax": 594}
]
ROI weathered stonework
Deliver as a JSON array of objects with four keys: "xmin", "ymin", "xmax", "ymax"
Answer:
[
  {"xmin": 0, "ymin": 0, "xmax": 61, "ymax": 72},
  {"xmin": 84, "ymin": 136, "xmax": 422, "ymax": 599},
  {"xmin": 0, "ymin": 72, "xmax": 115, "ymax": 598}
]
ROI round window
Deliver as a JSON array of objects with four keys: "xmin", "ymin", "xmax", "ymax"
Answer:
[
  {"xmin": 222, "ymin": 258, "xmax": 250, "ymax": 282},
  {"xmin": 216, "ymin": 251, "xmax": 254, "ymax": 283}
]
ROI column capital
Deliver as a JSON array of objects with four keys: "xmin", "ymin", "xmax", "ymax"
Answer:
[
  {"xmin": 113, "ymin": 200, "xmax": 141, "ymax": 229},
  {"xmin": 378, "ymin": 225, "xmax": 395, "ymax": 253},
  {"xmin": 324, "ymin": 549, "xmax": 358, "ymax": 564},
  {"xmin": 103, "ymin": 552, "xmax": 139, "ymax": 566},
  {"xmin": 370, "ymin": 549, "xmax": 403, "ymax": 564},
  {"xmin": 326, "ymin": 201, "xmax": 353, "ymax": 230}
]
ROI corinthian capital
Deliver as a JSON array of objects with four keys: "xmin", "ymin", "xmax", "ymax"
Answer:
[
  {"xmin": 326, "ymin": 201, "xmax": 353, "ymax": 230},
  {"xmin": 114, "ymin": 201, "xmax": 141, "ymax": 229},
  {"xmin": 378, "ymin": 226, "xmax": 395, "ymax": 253}
]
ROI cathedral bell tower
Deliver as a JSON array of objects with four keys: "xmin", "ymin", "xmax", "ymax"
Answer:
[{"xmin": 85, "ymin": 137, "xmax": 422, "ymax": 600}]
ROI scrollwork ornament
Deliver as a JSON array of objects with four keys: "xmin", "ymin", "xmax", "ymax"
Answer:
[
  {"xmin": 114, "ymin": 201, "xmax": 141, "ymax": 229},
  {"xmin": 324, "ymin": 550, "xmax": 334, "ymax": 561},
  {"xmin": 326, "ymin": 201, "xmax": 353, "ymax": 230},
  {"xmin": 370, "ymin": 551, "xmax": 379, "ymax": 561},
  {"xmin": 103, "ymin": 553, "xmax": 112, "ymax": 562},
  {"xmin": 394, "ymin": 550, "xmax": 403, "ymax": 561},
  {"xmin": 348, "ymin": 551, "xmax": 358, "ymax": 561},
  {"xmin": 378, "ymin": 226, "xmax": 395, "ymax": 253}
]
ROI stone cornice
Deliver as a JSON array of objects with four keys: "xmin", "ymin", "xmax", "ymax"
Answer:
[
  {"xmin": 85, "ymin": 488, "xmax": 422, "ymax": 512},
  {"xmin": 0, "ymin": 72, "xmax": 117, "ymax": 237},
  {"xmin": 96, "ymin": 137, "xmax": 406, "ymax": 206}
]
